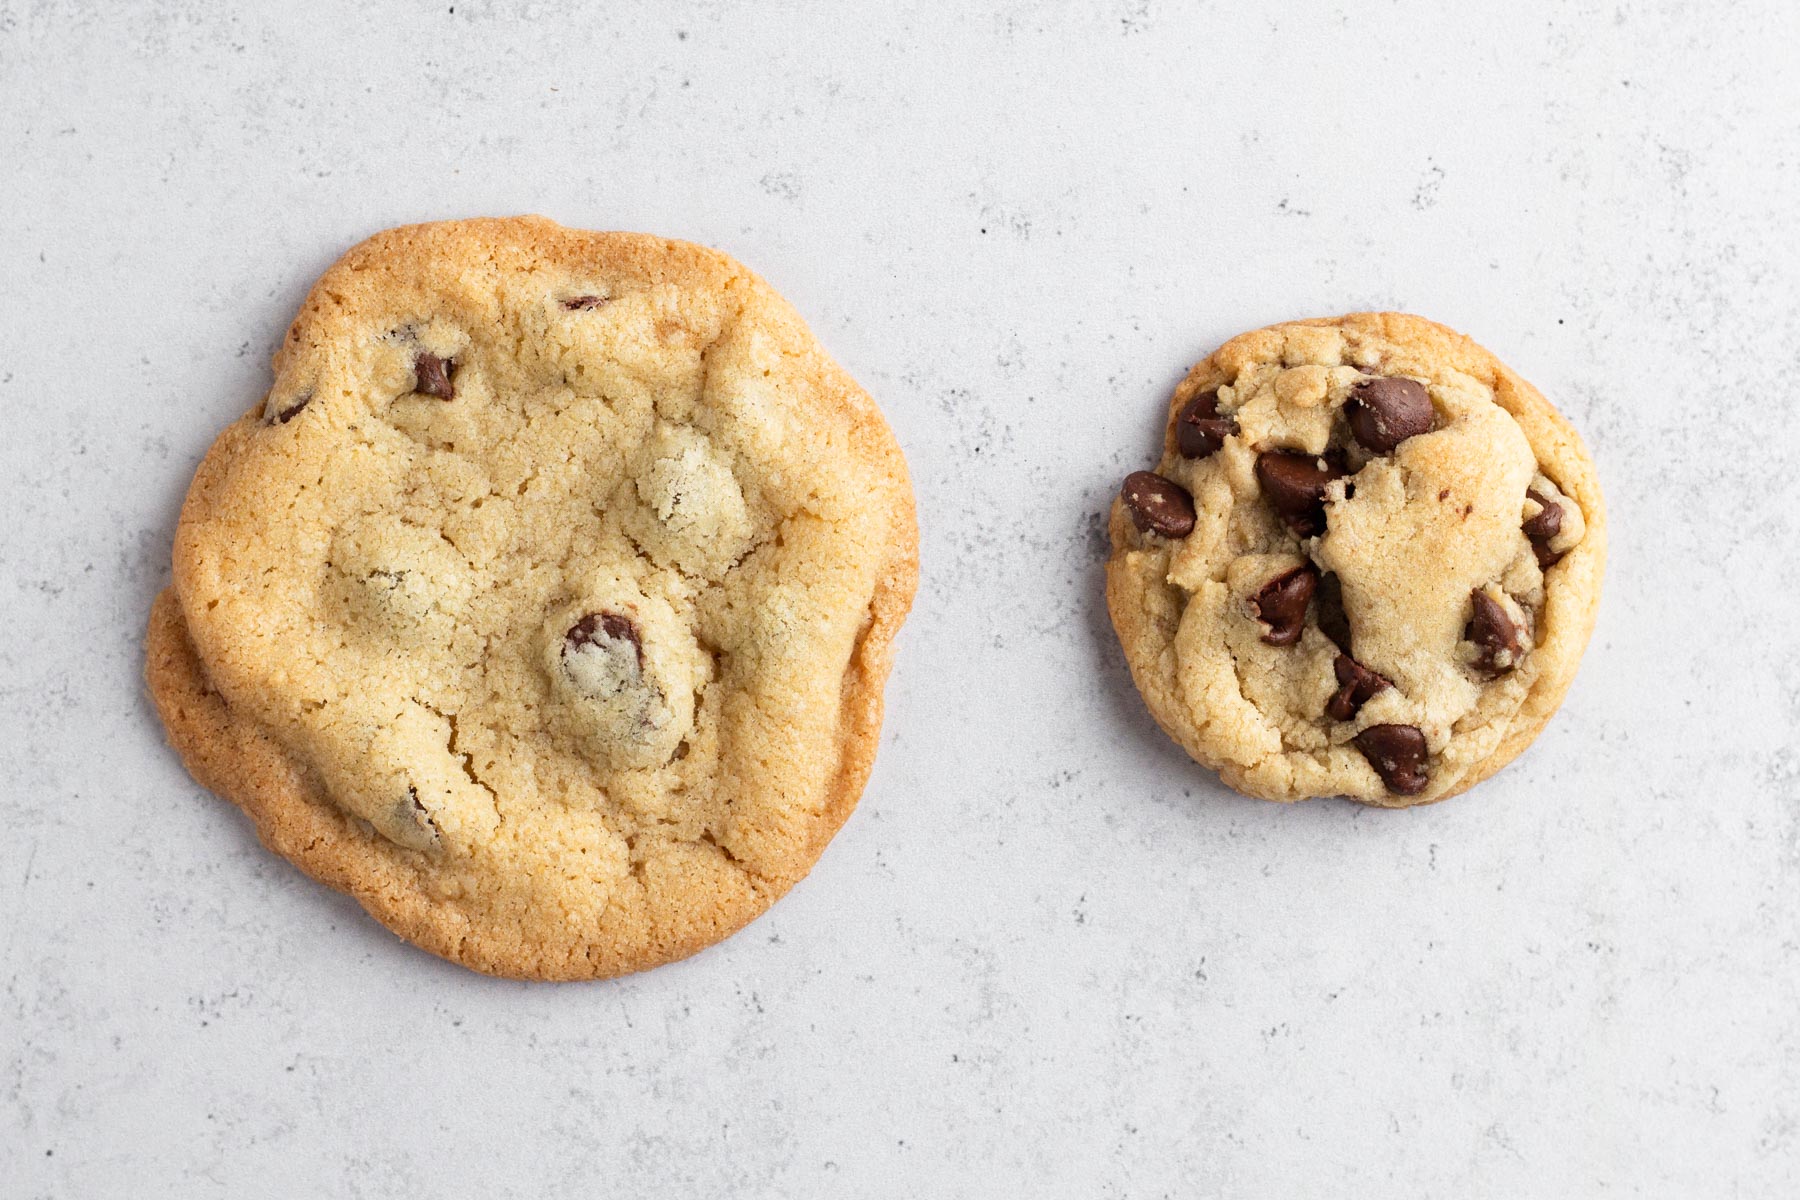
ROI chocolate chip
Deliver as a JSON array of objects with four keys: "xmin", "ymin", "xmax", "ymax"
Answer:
[
  {"xmin": 1120, "ymin": 471, "xmax": 1196, "ymax": 538},
  {"xmin": 1522, "ymin": 488, "xmax": 1563, "ymax": 541},
  {"xmin": 1313, "ymin": 572, "xmax": 1353, "ymax": 653},
  {"xmin": 1465, "ymin": 589, "xmax": 1522, "ymax": 675},
  {"xmin": 1354, "ymin": 724, "xmax": 1429, "ymax": 794},
  {"xmin": 1250, "ymin": 565, "xmax": 1317, "ymax": 646},
  {"xmin": 565, "ymin": 611, "xmax": 644, "ymax": 669},
  {"xmin": 1255, "ymin": 451, "xmax": 1347, "ymax": 537},
  {"xmin": 1175, "ymin": 389, "xmax": 1235, "ymax": 459},
  {"xmin": 1326, "ymin": 653, "xmax": 1390, "ymax": 720},
  {"xmin": 1523, "ymin": 489, "xmax": 1566, "ymax": 568},
  {"xmin": 394, "ymin": 784, "xmax": 441, "ymax": 848},
  {"xmin": 413, "ymin": 352, "xmax": 455, "ymax": 400},
  {"xmin": 563, "ymin": 295, "xmax": 608, "ymax": 310},
  {"xmin": 270, "ymin": 391, "xmax": 312, "ymax": 424},
  {"xmin": 1346, "ymin": 376, "xmax": 1433, "ymax": 453}
]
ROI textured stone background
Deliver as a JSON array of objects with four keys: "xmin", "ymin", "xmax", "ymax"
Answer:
[{"xmin": 4, "ymin": 1, "xmax": 1797, "ymax": 1195}]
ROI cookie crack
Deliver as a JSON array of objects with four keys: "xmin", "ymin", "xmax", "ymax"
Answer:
[
  {"xmin": 406, "ymin": 785, "xmax": 444, "ymax": 844},
  {"xmin": 415, "ymin": 698, "xmax": 500, "ymax": 807},
  {"xmin": 618, "ymin": 518, "xmax": 773, "ymax": 593},
  {"xmin": 700, "ymin": 830, "xmax": 760, "ymax": 880}
]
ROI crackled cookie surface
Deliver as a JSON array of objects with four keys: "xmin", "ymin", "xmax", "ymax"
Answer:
[
  {"xmin": 147, "ymin": 217, "xmax": 917, "ymax": 978},
  {"xmin": 1106, "ymin": 313, "xmax": 1604, "ymax": 805}
]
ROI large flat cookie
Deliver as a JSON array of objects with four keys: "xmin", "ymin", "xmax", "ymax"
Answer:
[
  {"xmin": 1107, "ymin": 313, "xmax": 1605, "ymax": 806},
  {"xmin": 147, "ymin": 217, "xmax": 918, "ymax": 979}
]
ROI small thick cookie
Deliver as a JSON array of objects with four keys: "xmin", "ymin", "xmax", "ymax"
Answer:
[
  {"xmin": 1106, "ymin": 313, "xmax": 1604, "ymax": 806},
  {"xmin": 147, "ymin": 217, "xmax": 917, "ymax": 978}
]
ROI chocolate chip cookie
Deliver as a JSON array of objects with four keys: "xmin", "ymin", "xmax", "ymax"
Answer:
[
  {"xmin": 1106, "ymin": 313, "xmax": 1604, "ymax": 806},
  {"xmin": 146, "ymin": 217, "xmax": 918, "ymax": 978}
]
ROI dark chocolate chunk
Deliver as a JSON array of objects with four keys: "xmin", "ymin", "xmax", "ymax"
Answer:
[
  {"xmin": 1522, "ymin": 489, "xmax": 1563, "ymax": 542},
  {"xmin": 1465, "ymin": 589, "xmax": 1522, "ymax": 675},
  {"xmin": 1523, "ymin": 487, "xmax": 1567, "ymax": 568},
  {"xmin": 1175, "ymin": 389, "xmax": 1235, "ymax": 459},
  {"xmin": 1326, "ymin": 653, "xmax": 1390, "ymax": 721},
  {"xmin": 414, "ymin": 352, "xmax": 456, "ymax": 400},
  {"xmin": 1255, "ymin": 451, "xmax": 1347, "ymax": 537},
  {"xmin": 1250, "ymin": 565, "xmax": 1318, "ymax": 647},
  {"xmin": 1346, "ymin": 376, "xmax": 1433, "ymax": 453},
  {"xmin": 1120, "ymin": 471, "xmax": 1197, "ymax": 538},
  {"xmin": 1313, "ymin": 572, "xmax": 1353, "ymax": 653},
  {"xmin": 1354, "ymin": 724, "xmax": 1429, "ymax": 795}
]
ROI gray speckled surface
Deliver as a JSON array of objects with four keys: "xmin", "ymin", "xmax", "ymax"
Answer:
[{"xmin": 4, "ymin": 1, "xmax": 1798, "ymax": 1195}]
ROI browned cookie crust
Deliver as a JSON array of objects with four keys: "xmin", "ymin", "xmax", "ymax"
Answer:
[
  {"xmin": 148, "ymin": 217, "xmax": 918, "ymax": 979},
  {"xmin": 1107, "ymin": 313, "xmax": 1605, "ymax": 806}
]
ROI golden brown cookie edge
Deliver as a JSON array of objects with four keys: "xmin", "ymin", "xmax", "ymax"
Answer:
[{"xmin": 150, "ymin": 216, "xmax": 920, "ymax": 979}]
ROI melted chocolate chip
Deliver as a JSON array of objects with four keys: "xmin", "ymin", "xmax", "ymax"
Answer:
[
  {"xmin": 1120, "ymin": 471, "xmax": 1196, "ymax": 538},
  {"xmin": 1175, "ymin": 389, "xmax": 1235, "ymax": 459},
  {"xmin": 563, "ymin": 295, "xmax": 608, "ymax": 310},
  {"xmin": 1522, "ymin": 489, "xmax": 1563, "ymax": 542},
  {"xmin": 270, "ymin": 392, "xmax": 313, "ymax": 424},
  {"xmin": 565, "ymin": 611, "xmax": 644, "ymax": 669},
  {"xmin": 1255, "ymin": 451, "xmax": 1347, "ymax": 537},
  {"xmin": 1354, "ymin": 724, "xmax": 1429, "ymax": 795},
  {"xmin": 1313, "ymin": 572, "xmax": 1353, "ymax": 653},
  {"xmin": 1346, "ymin": 376, "xmax": 1433, "ymax": 453},
  {"xmin": 1465, "ymin": 589, "xmax": 1522, "ymax": 675},
  {"xmin": 413, "ymin": 352, "xmax": 455, "ymax": 400},
  {"xmin": 1523, "ymin": 487, "xmax": 1566, "ymax": 568},
  {"xmin": 1326, "ymin": 653, "xmax": 1390, "ymax": 720},
  {"xmin": 1250, "ymin": 565, "xmax": 1317, "ymax": 647}
]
